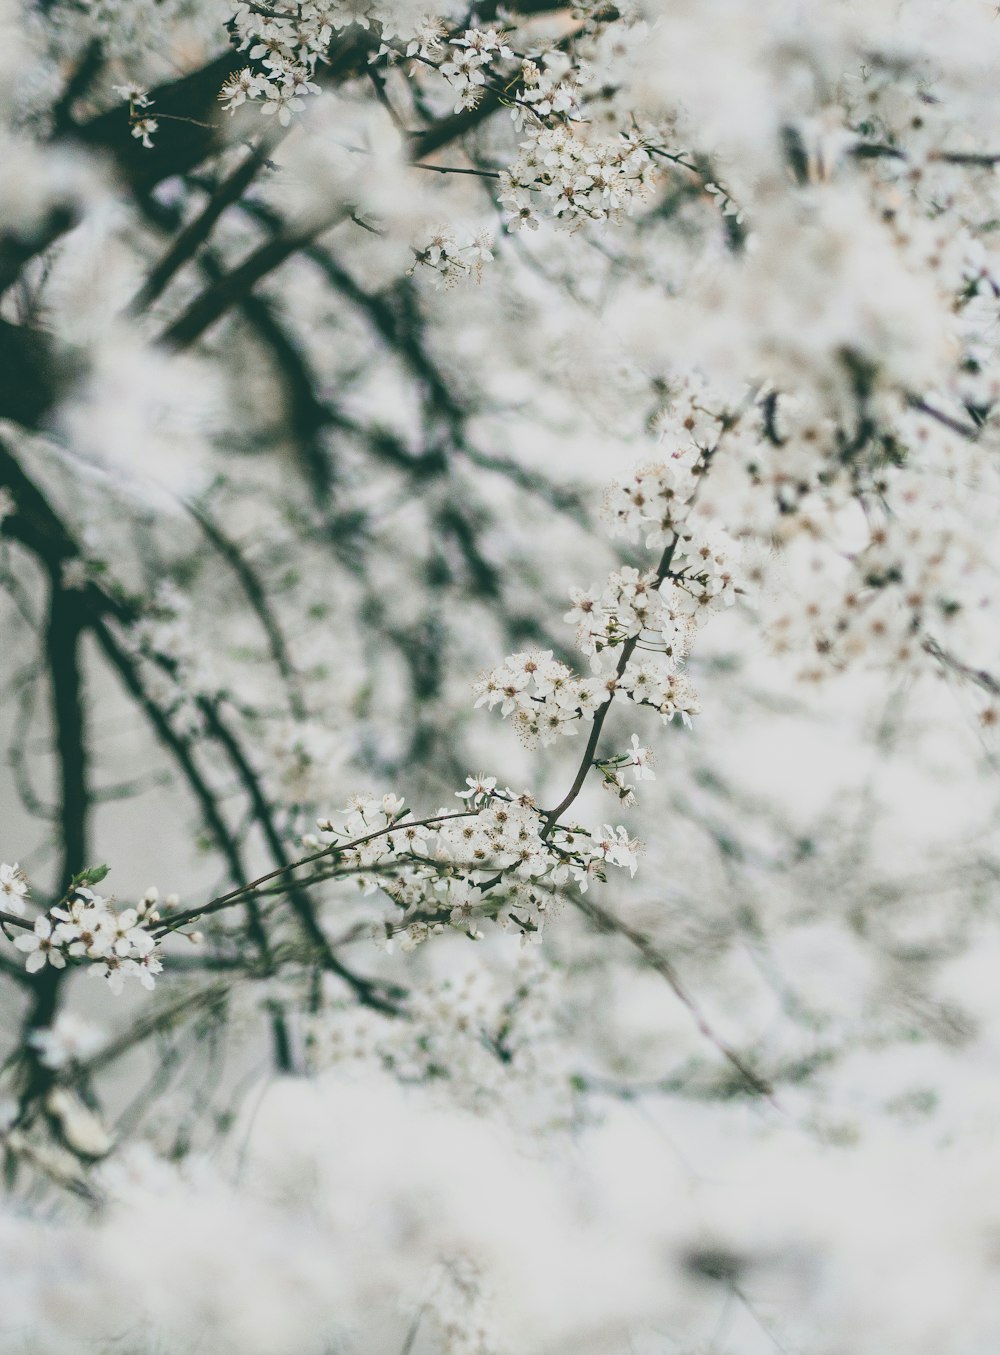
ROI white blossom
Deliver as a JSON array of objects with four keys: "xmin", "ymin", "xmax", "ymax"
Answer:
[{"xmin": 0, "ymin": 862, "xmax": 28, "ymax": 916}]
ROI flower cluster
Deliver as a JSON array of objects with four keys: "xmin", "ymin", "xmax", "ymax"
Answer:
[
  {"xmin": 647, "ymin": 375, "xmax": 729, "ymax": 454},
  {"xmin": 596, "ymin": 733, "xmax": 655, "ymax": 805},
  {"xmin": 471, "ymin": 650, "xmax": 611, "ymax": 747},
  {"xmin": 224, "ymin": 3, "xmax": 326, "ymax": 122},
  {"xmin": 603, "ymin": 471, "xmax": 737, "ymax": 606},
  {"xmin": 217, "ymin": 7, "xmax": 657, "ymax": 248},
  {"xmin": 565, "ymin": 566, "xmax": 702, "ymax": 664},
  {"xmin": 0, "ymin": 862, "xmax": 28, "ymax": 915},
  {"xmin": 307, "ymin": 785, "xmax": 639, "ymax": 948},
  {"xmin": 412, "ymin": 226, "xmax": 495, "ymax": 286},
  {"xmin": 11, "ymin": 882, "xmax": 165, "ymax": 993},
  {"xmin": 226, "ymin": 1, "xmax": 512, "ymax": 122},
  {"xmin": 219, "ymin": 63, "xmax": 319, "ymax": 125},
  {"xmin": 400, "ymin": 16, "xmax": 448, "ymax": 60},
  {"xmin": 500, "ymin": 127, "xmax": 655, "ymax": 231},
  {"xmin": 511, "ymin": 49, "xmax": 583, "ymax": 130},
  {"xmin": 113, "ymin": 81, "xmax": 157, "ymax": 148},
  {"xmin": 437, "ymin": 26, "xmax": 514, "ymax": 113},
  {"xmin": 617, "ymin": 657, "xmax": 701, "ymax": 726},
  {"xmin": 602, "ymin": 457, "xmax": 703, "ymax": 547},
  {"xmin": 476, "ymin": 458, "xmax": 739, "ymax": 752},
  {"xmin": 293, "ymin": 455, "xmax": 744, "ymax": 952}
]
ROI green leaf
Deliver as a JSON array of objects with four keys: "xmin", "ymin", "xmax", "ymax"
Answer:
[{"xmin": 71, "ymin": 864, "xmax": 111, "ymax": 888}]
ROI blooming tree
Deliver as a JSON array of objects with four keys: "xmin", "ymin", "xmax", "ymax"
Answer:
[{"xmin": 2, "ymin": 0, "xmax": 1000, "ymax": 1350}]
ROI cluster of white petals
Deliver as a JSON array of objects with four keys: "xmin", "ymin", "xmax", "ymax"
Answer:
[
  {"xmin": 438, "ymin": 26, "xmax": 514, "ymax": 112},
  {"xmin": 308, "ymin": 781, "xmax": 638, "ymax": 947},
  {"xmin": 412, "ymin": 225, "xmax": 495, "ymax": 285},
  {"xmin": 0, "ymin": 862, "xmax": 28, "ymax": 916},
  {"xmin": 10, "ymin": 881, "xmax": 165, "ymax": 993},
  {"xmin": 501, "ymin": 126, "xmax": 655, "ymax": 231},
  {"xmin": 472, "ymin": 649, "xmax": 610, "ymax": 747}
]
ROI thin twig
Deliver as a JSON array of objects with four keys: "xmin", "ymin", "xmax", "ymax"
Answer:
[
  {"xmin": 413, "ymin": 162, "xmax": 502, "ymax": 178},
  {"xmin": 573, "ymin": 893, "xmax": 776, "ymax": 1101},
  {"xmin": 156, "ymin": 810, "xmax": 477, "ymax": 934},
  {"xmin": 924, "ymin": 636, "xmax": 1000, "ymax": 698}
]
